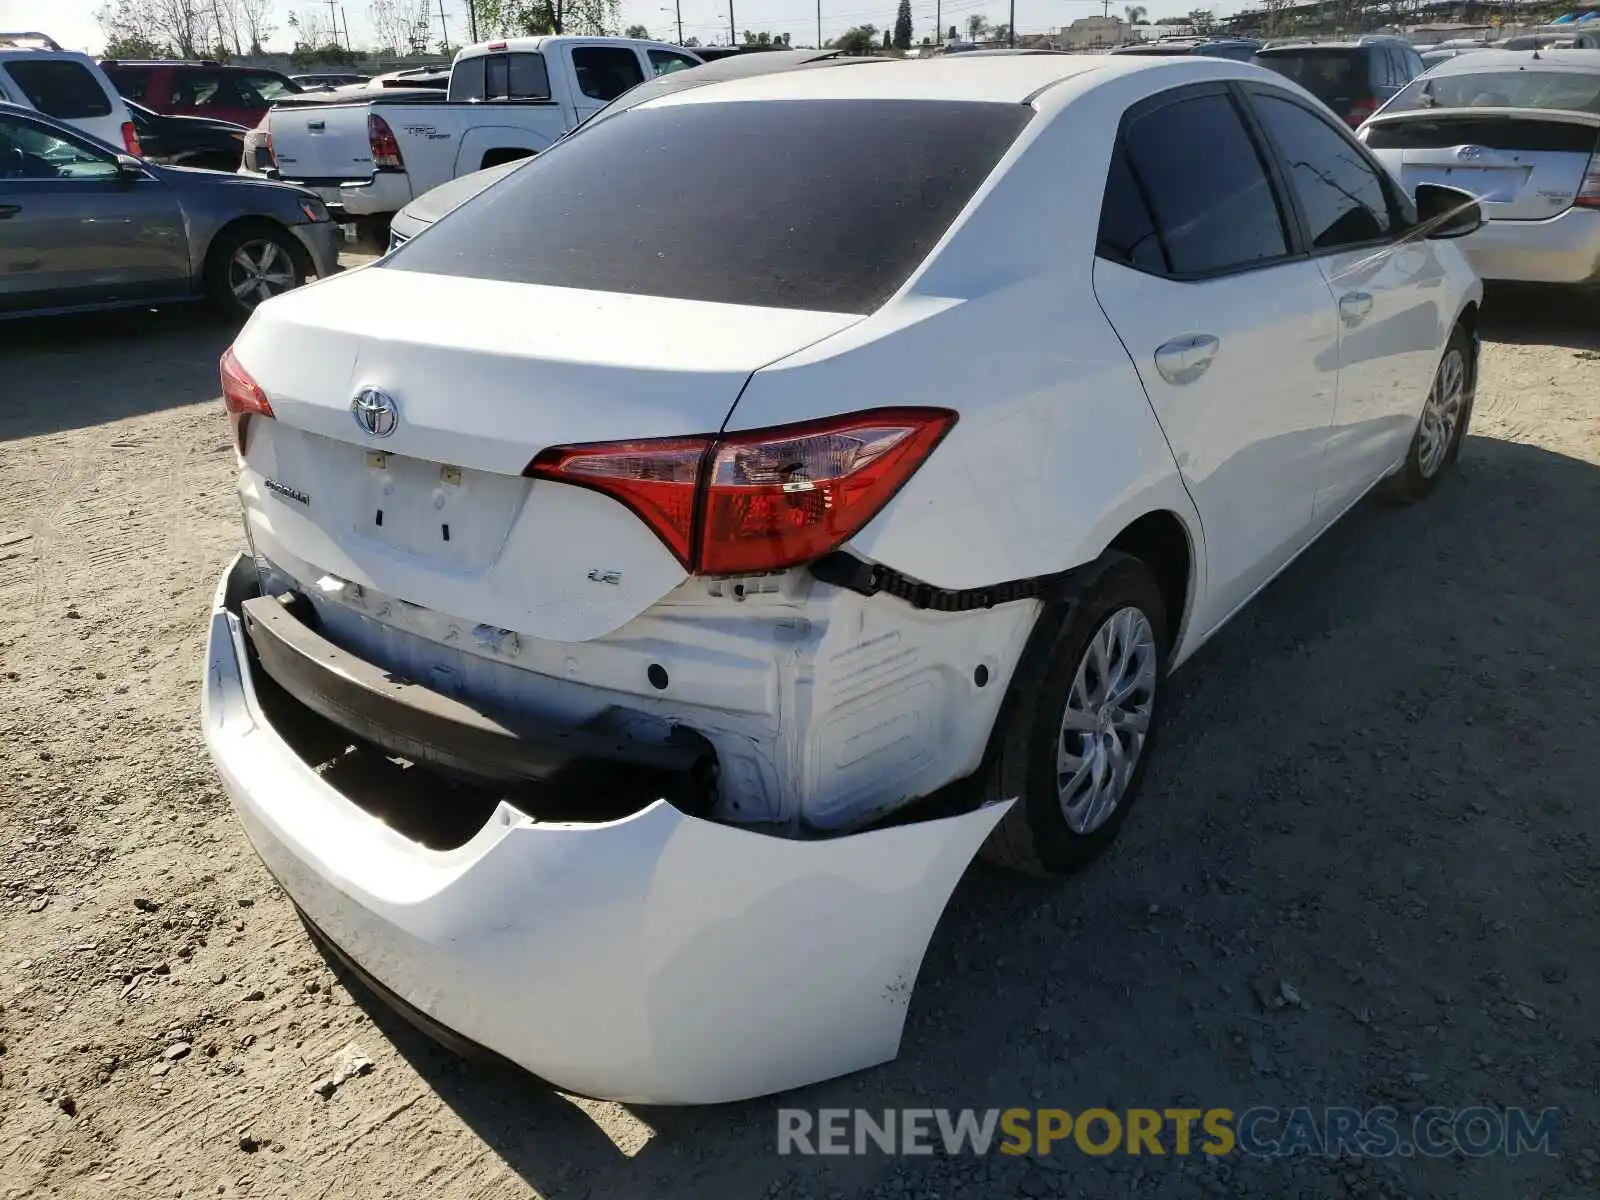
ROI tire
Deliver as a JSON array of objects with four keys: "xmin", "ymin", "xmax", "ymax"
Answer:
[
  {"xmin": 980, "ymin": 552, "xmax": 1170, "ymax": 877},
  {"xmin": 205, "ymin": 223, "xmax": 311, "ymax": 319},
  {"xmin": 1379, "ymin": 324, "xmax": 1474, "ymax": 504}
]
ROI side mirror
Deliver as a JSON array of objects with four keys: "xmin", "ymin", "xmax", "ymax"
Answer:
[
  {"xmin": 1414, "ymin": 182, "xmax": 1483, "ymax": 239},
  {"xmin": 114, "ymin": 153, "xmax": 146, "ymax": 181}
]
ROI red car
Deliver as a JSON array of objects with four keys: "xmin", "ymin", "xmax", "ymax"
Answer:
[{"xmin": 99, "ymin": 60, "xmax": 302, "ymax": 129}]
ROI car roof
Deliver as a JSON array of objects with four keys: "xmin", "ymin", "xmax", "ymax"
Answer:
[
  {"xmin": 1423, "ymin": 47, "xmax": 1600, "ymax": 75},
  {"xmin": 636, "ymin": 53, "xmax": 1111, "ymax": 106}
]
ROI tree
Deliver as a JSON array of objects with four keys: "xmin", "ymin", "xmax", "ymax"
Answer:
[
  {"xmin": 624, "ymin": 23, "xmax": 649, "ymax": 37},
  {"xmin": 369, "ymin": 1, "xmax": 433, "ymax": 55},
  {"xmin": 466, "ymin": 0, "xmax": 620, "ymax": 37},
  {"xmin": 882, "ymin": 29, "xmax": 891, "ymax": 48},
  {"xmin": 237, "ymin": 0, "xmax": 276, "ymax": 52},
  {"xmin": 947, "ymin": 24, "xmax": 956, "ymax": 40},
  {"xmin": 1124, "ymin": 4, "xmax": 1147, "ymax": 24},
  {"xmin": 830, "ymin": 25, "xmax": 877, "ymax": 54},
  {"xmin": 965, "ymin": 14, "xmax": 988, "ymax": 41},
  {"xmin": 1187, "ymin": 7, "xmax": 1215, "ymax": 33},
  {"xmin": 990, "ymin": 22, "xmax": 1010, "ymax": 44},
  {"xmin": 892, "ymin": 0, "xmax": 912, "ymax": 50},
  {"xmin": 97, "ymin": 1, "xmax": 213, "ymax": 58}
]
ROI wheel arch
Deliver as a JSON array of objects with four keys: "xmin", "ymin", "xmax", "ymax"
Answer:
[
  {"xmin": 1105, "ymin": 509, "xmax": 1195, "ymax": 653},
  {"xmin": 199, "ymin": 215, "xmax": 305, "ymax": 287}
]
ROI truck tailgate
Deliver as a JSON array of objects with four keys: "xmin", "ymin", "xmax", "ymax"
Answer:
[{"xmin": 269, "ymin": 101, "xmax": 378, "ymax": 182}]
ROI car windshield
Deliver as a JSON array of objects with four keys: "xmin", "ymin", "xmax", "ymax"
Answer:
[
  {"xmin": 1252, "ymin": 50, "xmax": 1365, "ymax": 105},
  {"xmin": 1384, "ymin": 67, "xmax": 1600, "ymax": 115},
  {"xmin": 387, "ymin": 98, "xmax": 1032, "ymax": 314}
]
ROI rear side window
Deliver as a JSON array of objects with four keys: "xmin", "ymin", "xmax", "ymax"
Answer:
[
  {"xmin": 1251, "ymin": 93, "xmax": 1392, "ymax": 250},
  {"xmin": 389, "ymin": 99, "xmax": 1031, "ymax": 313},
  {"xmin": 1120, "ymin": 92, "xmax": 1288, "ymax": 276},
  {"xmin": 571, "ymin": 47, "xmax": 645, "ymax": 101},
  {"xmin": 103, "ymin": 65, "xmax": 149, "ymax": 101},
  {"xmin": 1254, "ymin": 50, "xmax": 1368, "ymax": 109},
  {"xmin": 3, "ymin": 59, "xmax": 113, "ymax": 119},
  {"xmin": 239, "ymin": 72, "xmax": 298, "ymax": 103},
  {"xmin": 448, "ymin": 54, "xmax": 550, "ymax": 101},
  {"xmin": 1096, "ymin": 146, "xmax": 1166, "ymax": 274}
]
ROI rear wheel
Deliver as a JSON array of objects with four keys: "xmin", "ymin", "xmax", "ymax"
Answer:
[
  {"xmin": 205, "ymin": 224, "xmax": 310, "ymax": 318},
  {"xmin": 1380, "ymin": 325, "xmax": 1473, "ymax": 503},
  {"xmin": 980, "ymin": 553, "xmax": 1169, "ymax": 877}
]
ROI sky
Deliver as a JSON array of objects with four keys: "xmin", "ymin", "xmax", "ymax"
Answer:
[{"xmin": 4, "ymin": 0, "xmax": 1237, "ymax": 54}]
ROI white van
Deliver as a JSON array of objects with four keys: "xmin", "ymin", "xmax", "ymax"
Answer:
[{"xmin": 0, "ymin": 31, "xmax": 139, "ymax": 154}]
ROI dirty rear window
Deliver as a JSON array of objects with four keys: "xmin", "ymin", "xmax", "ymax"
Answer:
[
  {"xmin": 387, "ymin": 98, "xmax": 1030, "ymax": 313},
  {"xmin": 1253, "ymin": 50, "xmax": 1370, "ymax": 107},
  {"xmin": 3, "ymin": 59, "xmax": 113, "ymax": 119},
  {"xmin": 1383, "ymin": 68, "xmax": 1600, "ymax": 116}
]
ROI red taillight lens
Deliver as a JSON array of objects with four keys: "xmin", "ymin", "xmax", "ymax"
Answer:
[
  {"xmin": 698, "ymin": 410, "xmax": 956, "ymax": 575},
  {"xmin": 121, "ymin": 120, "xmax": 142, "ymax": 157},
  {"xmin": 1576, "ymin": 151, "xmax": 1600, "ymax": 209},
  {"xmin": 526, "ymin": 436, "xmax": 710, "ymax": 566},
  {"xmin": 221, "ymin": 346, "xmax": 274, "ymax": 456},
  {"xmin": 525, "ymin": 408, "xmax": 956, "ymax": 574},
  {"xmin": 1345, "ymin": 100, "xmax": 1377, "ymax": 129},
  {"xmin": 369, "ymin": 114, "xmax": 403, "ymax": 170}
]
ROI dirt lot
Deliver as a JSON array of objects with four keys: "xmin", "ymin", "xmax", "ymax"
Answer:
[{"xmin": 1, "ymin": 288, "xmax": 1596, "ymax": 1200}]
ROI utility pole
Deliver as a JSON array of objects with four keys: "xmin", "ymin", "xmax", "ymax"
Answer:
[
  {"xmin": 437, "ymin": 0, "xmax": 450, "ymax": 51},
  {"xmin": 675, "ymin": 2, "xmax": 684, "ymax": 44},
  {"xmin": 323, "ymin": 0, "xmax": 343, "ymax": 46},
  {"xmin": 1008, "ymin": 0, "xmax": 1014, "ymax": 46},
  {"xmin": 469, "ymin": 1, "xmax": 479, "ymax": 43},
  {"xmin": 816, "ymin": 0, "xmax": 821, "ymax": 49},
  {"xmin": 935, "ymin": 0, "xmax": 941, "ymax": 44},
  {"xmin": 341, "ymin": 7, "xmax": 353, "ymax": 50},
  {"xmin": 728, "ymin": 1, "xmax": 735, "ymax": 46}
]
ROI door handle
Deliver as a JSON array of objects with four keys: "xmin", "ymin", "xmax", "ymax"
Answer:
[
  {"xmin": 1339, "ymin": 291, "xmax": 1374, "ymax": 327},
  {"xmin": 0, "ymin": 205, "xmax": 20, "ymax": 220},
  {"xmin": 1153, "ymin": 333, "xmax": 1220, "ymax": 386}
]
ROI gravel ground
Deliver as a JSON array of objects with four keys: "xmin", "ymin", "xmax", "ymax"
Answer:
[{"xmin": 0, "ymin": 285, "xmax": 1596, "ymax": 1200}]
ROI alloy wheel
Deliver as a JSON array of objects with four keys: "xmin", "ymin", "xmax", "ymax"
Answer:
[
  {"xmin": 1417, "ymin": 347, "xmax": 1466, "ymax": 479},
  {"xmin": 227, "ymin": 239, "xmax": 299, "ymax": 308},
  {"xmin": 1057, "ymin": 605, "xmax": 1158, "ymax": 835}
]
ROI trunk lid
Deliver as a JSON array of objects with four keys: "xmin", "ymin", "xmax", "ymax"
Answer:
[
  {"xmin": 267, "ymin": 99, "xmax": 379, "ymax": 181},
  {"xmin": 231, "ymin": 267, "xmax": 862, "ymax": 642},
  {"xmin": 1365, "ymin": 111, "xmax": 1600, "ymax": 220}
]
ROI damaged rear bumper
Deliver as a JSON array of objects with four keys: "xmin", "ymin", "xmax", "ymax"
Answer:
[{"xmin": 202, "ymin": 554, "xmax": 1010, "ymax": 1104}]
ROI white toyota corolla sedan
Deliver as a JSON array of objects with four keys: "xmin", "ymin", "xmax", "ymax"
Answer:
[{"xmin": 203, "ymin": 52, "xmax": 1485, "ymax": 1104}]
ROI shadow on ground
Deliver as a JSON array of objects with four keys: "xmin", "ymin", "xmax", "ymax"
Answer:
[
  {"xmin": 1480, "ymin": 283, "xmax": 1600, "ymax": 351},
  {"xmin": 0, "ymin": 307, "xmax": 239, "ymax": 442},
  {"xmin": 318, "ymin": 432, "xmax": 1599, "ymax": 1200}
]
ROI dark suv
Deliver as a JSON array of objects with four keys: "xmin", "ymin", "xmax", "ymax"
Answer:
[
  {"xmin": 1252, "ymin": 37, "xmax": 1426, "ymax": 128},
  {"xmin": 100, "ymin": 60, "xmax": 302, "ymax": 128}
]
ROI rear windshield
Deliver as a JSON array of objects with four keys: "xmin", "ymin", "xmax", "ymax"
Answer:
[
  {"xmin": 3, "ymin": 59, "xmax": 113, "ymax": 119},
  {"xmin": 1363, "ymin": 113, "xmax": 1599, "ymax": 152},
  {"xmin": 447, "ymin": 53, "xmax": 551, "ymax": 101},
  {"xmin": 1252, "ymin": 50, "xmax": 1369, "ymax": 105},
  {"xmin": 388, "ymin": 98, "xmax": 1031, "ymax": 313},
  {"xmin": 1383, "ymin": 68, "xmax": 1600, "ymax": 116}
]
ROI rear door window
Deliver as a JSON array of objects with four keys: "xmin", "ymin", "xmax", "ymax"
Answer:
[
  {"xmin": 1096, "ymin": 145, "xmax": 1167, "ymax": 274},
  {"xmin": 102, "ymin": 65, "xmax": 149, "ymax": 101},
  {"xmin": 388, "ymin": 98, "xmax": 1031, "ymax": 313},
  {"xmin": 1255, "ymin": 50, "xmax": 1367, "ymax": 110},
  {"xmin": 1120, "ymin": 90, "xmax": 1290, "ymax": 276},
  {"xmin": 570, "ymin": 47, "xmax": 646, "ymax": 102},
  {"xmin": 3, "ymin": 59, "xmax": 113, "ymax": 119},
  {"xmin": 238, "ymin": 72, "xmax": 298, "ymax": 104},
  {"xmin": 648, "ymin": 49, "xmax": 701, "ymax": 76}
]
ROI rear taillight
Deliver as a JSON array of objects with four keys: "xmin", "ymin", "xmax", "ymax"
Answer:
[
  {"xmin": 121, "ymin": 120, "xmax": 142, "ymax": 157},
  {"xmin": 369, "ymin": 114, "xmax": 403, "ymax": 170},
  {"xmin": 1344, "ymin": 100, "xmax": 1378, "ymax": 129},
  {"xmin": 526, "ymin": 409, "xmax": 956, "ymax": 575},
  {"xmin": 221, "ymin": 346, "xmax": 273, "ymax": 457},
  {"xmin": 262, "ymin": 128, "xmax": 276, "ymax": 168},
  {"xmin": 1577, "ymin": 150, "xmax": 1600, "ymax": 209}
]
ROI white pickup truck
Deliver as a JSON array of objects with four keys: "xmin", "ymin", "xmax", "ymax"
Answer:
[{"xmin": 256, "ymin": 35, "xmax": 702, "ymax": 223}]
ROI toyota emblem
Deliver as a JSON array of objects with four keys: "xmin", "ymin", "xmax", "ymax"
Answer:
[
  {"xmin": 1456, "ymin": 145, "xmax": 1485, "ymax": 161},
  {"xmin": 351, "ymin": 387, "xmax": 399, "ymax": 438}
]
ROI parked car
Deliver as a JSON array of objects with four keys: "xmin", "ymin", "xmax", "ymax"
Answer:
[
  {"xmin": 251, "ymin": 36, "xmax": 703, "ymax": 223},
  {"xmin": 290, "ymin": 72, "xmax": 372, "ymax": 89},
  {"xmin": 0, "ymin": 30, "xmax": 140, "ymax": 154},
  {"xmin": 1253, "ymin": 36, "xmax": 1427, "ymax": 127},
  {"xmin": 1499, "ymin": 30, "xmax": 1600, "ymax": 51},
  {"xmin": 125, "ymin": 97, "xmax": 246, "ymax": 172},
  {"xmin": 384, "ymin": 47, "xmax": 855, "ymax": 249},
  {"xmin": 1111, "ymin": 37, "xmax": 1262, "ymax": 61},
  {"xmin": 0, "ymin": 102, "xmax": 338, "ymax": 320},
  {"xmin": 1420, "ymin": 46, "xmax": 1491, "ymax": 69},
  {"xmin": 1360, "ymin": 50, "xmax": 1600, "ymax": 286},
  {"xmin": 204, "ymin": 52, "xmax": 1484, "ymax": 1105},
  {"xmin": 100, "ymin": 59, "xmax": 303, "ymax": 128}
]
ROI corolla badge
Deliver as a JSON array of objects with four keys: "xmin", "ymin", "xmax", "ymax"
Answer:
[
  {"xmin": 351, "ymin": 387, "xmax": 399, "ymax": 437},
  {"xmin": 1456, "ymin": 145, "xmax": 1486, "ymax": 161}
]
